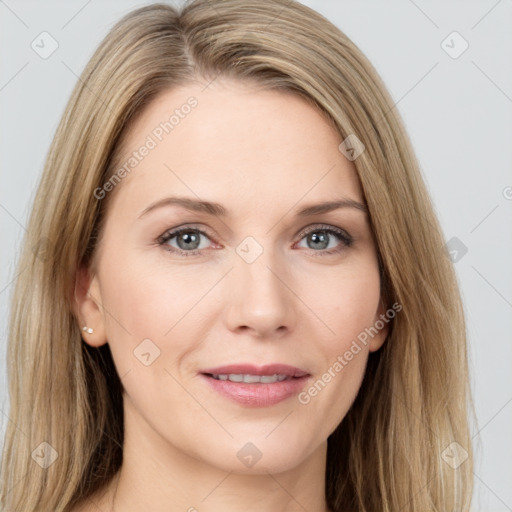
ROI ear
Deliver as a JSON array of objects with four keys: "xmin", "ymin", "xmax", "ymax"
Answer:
[
  {"xmin": 369, "ymin": 296, "xmax": 389, "ymax": 353},
  {"xmin": 73, "ymin": 265, "xmax": 108, "ymax": 347}
]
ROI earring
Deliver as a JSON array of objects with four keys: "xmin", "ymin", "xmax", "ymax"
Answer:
[{"xmin": 82, "ymin": 326, "xmax": 94, "ymax": 334}]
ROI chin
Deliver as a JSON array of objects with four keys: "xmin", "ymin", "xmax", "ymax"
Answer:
[{"xmin": 195, "ymin": 434, "xmax": 316, "ymax": 476}]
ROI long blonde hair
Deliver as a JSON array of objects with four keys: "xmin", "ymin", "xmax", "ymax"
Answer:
[{"xmin": 0, "ymin": 1, "xmax": 475, "ymax": 510}]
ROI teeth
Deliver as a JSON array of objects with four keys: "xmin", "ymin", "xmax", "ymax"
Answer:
[{"xmin": 211, "ymin": 373, "xmax": 290, "ymax": 383}]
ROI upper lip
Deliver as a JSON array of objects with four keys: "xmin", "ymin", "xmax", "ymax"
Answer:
[{"xmin": 200, "ymin": 364, "xmax": 309, "ymax": 378}]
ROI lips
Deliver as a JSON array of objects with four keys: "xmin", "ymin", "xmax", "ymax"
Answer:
[
  {"xmin": 199, "ymin": 363, "xmax": 311, "ymax": 407},
  {"xmin": 199, "ymin": 374, "xmax": 310, "ymax": 408},
  {"xmin": 200, "ymin": 363, "xmax": 309, "ymax": 378}
]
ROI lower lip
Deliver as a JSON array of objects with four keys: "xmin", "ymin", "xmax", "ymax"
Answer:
[{"xmin": 200, "ymin": 374, "xmax": 310, "ymax": 407}]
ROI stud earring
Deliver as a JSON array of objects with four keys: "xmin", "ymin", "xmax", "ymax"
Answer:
[{"xmin": 82, "ymin": 326, "xmax": 94, "ymax": 334}]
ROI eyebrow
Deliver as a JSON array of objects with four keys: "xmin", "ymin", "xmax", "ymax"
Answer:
[{"xmin": 138, "ymin": 195, "xmax": 368, "ymax": 219}]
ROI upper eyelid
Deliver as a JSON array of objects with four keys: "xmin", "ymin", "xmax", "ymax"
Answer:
[{"xmin": 158, "ymin": 224, "xmax": 214, "ymax": 241}]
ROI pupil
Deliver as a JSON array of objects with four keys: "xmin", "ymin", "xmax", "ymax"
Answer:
[
  {"xmin": 179, "ymin": 231, "xmax": 199, "ymax": 250},
  {"xmin": 310, "ymin": 231, "xmax": 328, "ymax": 250}
]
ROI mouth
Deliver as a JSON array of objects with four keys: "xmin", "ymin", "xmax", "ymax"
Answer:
[
  {"xmin": 204, "ymin": 373, "xmax": 300, "ymax": 384},
  {"xmin": 199, "ymin": 363, "xmax": 309, "ymax": 379},
  {"xmin": 199, "ymin": 364, "xmax": 311, "ymax": 407}
]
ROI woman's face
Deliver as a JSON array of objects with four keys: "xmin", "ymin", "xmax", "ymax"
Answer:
[{"xmin": 79, "ymin": 79, "xmax": 388, "ymax": 474}]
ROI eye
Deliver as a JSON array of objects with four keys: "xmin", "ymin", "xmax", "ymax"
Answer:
[
  {"xmin": 295, "ymin": 224, "xmax": 353, "ymax": 256},
  {"xmin": 157, "ymin": 223, "xmax": 353, "ymax": 257},
  {"xmin": 157, "ymin": 225, "xmax": 214, "ymax": 257}
]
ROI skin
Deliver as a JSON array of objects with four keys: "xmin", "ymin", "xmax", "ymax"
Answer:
[{"xmin": 74, "ymin": 78, "xmax": 388, "ymax": 512}]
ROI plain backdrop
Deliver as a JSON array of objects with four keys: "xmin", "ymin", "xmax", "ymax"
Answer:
[{"xmin": 1, "ymin": 1, "xmax": 511, "ymax": 510}]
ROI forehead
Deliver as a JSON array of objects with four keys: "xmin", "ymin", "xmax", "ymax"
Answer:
[{"xmin": 108, "ymin": 79, "xmax": 363, "ymax": 216}]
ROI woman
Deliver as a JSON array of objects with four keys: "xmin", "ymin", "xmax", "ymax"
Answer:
[{"xmin": 0, "ymin": 0, "xmax": 474, "ymax": 510}]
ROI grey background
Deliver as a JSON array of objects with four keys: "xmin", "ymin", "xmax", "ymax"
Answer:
[{"xmin": 1, "ymin": 1, "xmax": 511, "ymax": 510}]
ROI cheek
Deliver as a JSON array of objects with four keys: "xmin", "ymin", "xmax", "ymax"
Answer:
[
  {"xmin": 99, "ymin": 266, "xmax": 178, "ymax": 340},
  {"xmin": 311, "ymin": 258, "xmax": 382, "ymax": 345},
  {"xmin": 97, "ymin": 249, "xmax": 224, "ymax": 374},
  {"xmin": 296, "ymin": 261, "xmax": 380, "ymax": 425}
]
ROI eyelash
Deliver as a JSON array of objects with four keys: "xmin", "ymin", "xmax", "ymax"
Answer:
[{"xmin": 156, "ymin": 223, "xmax": 354, "ymax": 258}]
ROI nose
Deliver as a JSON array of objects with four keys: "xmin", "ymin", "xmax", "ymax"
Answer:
[{"xmin": 223, "ymin": 246, "xmax": 297, "ymax": 338}]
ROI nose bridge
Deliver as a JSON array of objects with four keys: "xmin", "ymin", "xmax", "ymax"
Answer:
[
  {"xmin": 227, "ymin": 236, "xmax": 295, "ymax": 334},
  {"xmin": 236, "ymin": 238, "xmax": 289, "ymax": 304}
]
